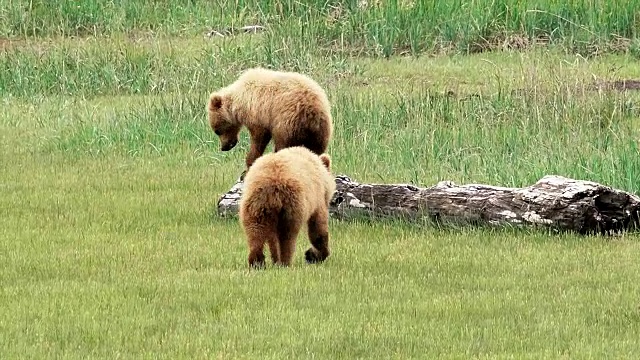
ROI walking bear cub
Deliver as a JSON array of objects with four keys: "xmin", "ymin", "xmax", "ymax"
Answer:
[
  {"xmin": 239, "ymin": 146, "xmax": 336, "ymax": 268},
  {"xmin": 207, "ymin": 68, "xmax": 333, "ymax": 174}
]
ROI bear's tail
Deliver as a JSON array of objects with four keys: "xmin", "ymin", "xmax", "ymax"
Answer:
[{"xmin": 245, "ymin": 181, "xmax": 304, "ymax": 224}]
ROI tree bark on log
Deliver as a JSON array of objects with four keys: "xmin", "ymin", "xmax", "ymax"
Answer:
[{"xmin": 217, "ymin": 175, "xmax": 640, "ymax": 235}]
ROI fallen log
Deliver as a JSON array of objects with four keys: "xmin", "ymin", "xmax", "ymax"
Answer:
[
  {"xmin": 204, "ymin": 25, "xmax": 266, "ymax": 38},
  {"xmin": 217, "ymin": 175, "xmax": 640, "ymax": 234}
]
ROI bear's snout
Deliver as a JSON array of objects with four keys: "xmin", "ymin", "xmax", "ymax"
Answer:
[{"xmin": 221, "ymin": 139, "xmax": 238, "ymax": 151}]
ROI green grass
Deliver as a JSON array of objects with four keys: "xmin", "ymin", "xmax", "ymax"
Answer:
[
  {"xmin": 2, "ymin": 1, "xmax": 640, "ymax": 358},
  {"xmin": 1, "ymin": 0, "xmax": 640, "ymax": 56}
]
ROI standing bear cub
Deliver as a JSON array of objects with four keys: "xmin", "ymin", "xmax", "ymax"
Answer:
[
  {"xmin": 207, "ymin": 67, "xmax": 333, "ymax": 173},
  {"xmin": 239, "ymin": 146, "xmax": 336, "ymax": 268}
]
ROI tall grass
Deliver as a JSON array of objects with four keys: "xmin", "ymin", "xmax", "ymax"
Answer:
[
  {"xmin": 0, "ymin": 37, "xmax": 228, "ymax": 97},
  {"xmin": 8, "ymin": 68, "xmax": 637, "ymax": 192},
  {"xmin": 0, "ymin": 35, "xmax": 358, "ymax": 97},
  {"xmin": 2, "ymin": 35, "xmax": 637, "ymax": 190},
  {"xmin": 49, "ymin": 96, "xmax": 212, "ymax": 157},
  {"xmin": 1, "ymin": 0, "xmax": 639, "ymax": 56},
  {"xmin": 334, "ymin": 87, "xmax": 640, "ymax": 189}
]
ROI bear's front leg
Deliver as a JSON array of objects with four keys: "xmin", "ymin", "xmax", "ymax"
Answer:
[
  {"xmin": 239, "ymin": 169, "xmax": 248, "ymax": 182},
  {"xmin": 245, "ymin": 130, "xmax": 272, "ymax": 171}
]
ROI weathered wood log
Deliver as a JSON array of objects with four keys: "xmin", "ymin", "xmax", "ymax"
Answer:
[
  {"xmin": 217, "ymin": 175, "xmax": 640, "ymax": 234},
  {"xmin": 204, "ymin": 25, "xmax": 266, "ymax": 38}
]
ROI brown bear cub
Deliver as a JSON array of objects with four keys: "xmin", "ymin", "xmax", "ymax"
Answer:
[
  {"xmin": 239, "ymin": 146, "xmax": 336, "ymax": 268},
  {"xmin": 207, "ymin": 67, "xmax": 333, "ymax": 174}
]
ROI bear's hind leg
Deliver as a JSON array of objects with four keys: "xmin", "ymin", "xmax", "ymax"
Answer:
[
  {"xmin": 245, "ymin": 225, "xmax": 278, "ymax": 269},
  {"xmin": 277, "ymin": 216, "xmax": 303, "ymax": 267},
  {"xmin": 305, "ymin": 209, "xmax": 331, "ymax": 264},
  {"xmin": 267, "ymin": 237, "xmax": 281, "ymax": 265}
]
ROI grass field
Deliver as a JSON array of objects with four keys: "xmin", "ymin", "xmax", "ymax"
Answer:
[{"xmin": 2, "ymin": 1, "xmax": 640, "ymax": 358}]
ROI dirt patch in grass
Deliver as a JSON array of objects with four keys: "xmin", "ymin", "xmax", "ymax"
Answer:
[
  {"xmin": 593, "ymin": 80, "xmax": 640, "ymax": 91},
  {"xmin": 0, "ymin": 38, "xmax": 26, "ymax": 50},
  {"xmin": 0, "ymin": 36, "xmax": 68, "ymax": 53},
  {"xmin": 508, "ymin": 80, "xmax": 640, "ymax": 99}
]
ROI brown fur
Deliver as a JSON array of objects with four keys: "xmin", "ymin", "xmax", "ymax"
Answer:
[
  {"xmin": 207, "ymin": 67, "xmax": 333, "ymax": 170},
  {"xmin": 238, "ymin": 146, "xmax": 336, "ymax": 268}
]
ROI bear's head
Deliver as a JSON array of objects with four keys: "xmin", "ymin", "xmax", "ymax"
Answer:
[{"xmin": 208, "ymin": 93, "xmax": 241, "ymax": 151}]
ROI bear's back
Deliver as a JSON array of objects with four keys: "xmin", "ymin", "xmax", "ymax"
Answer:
[
  {"xmin": 242, "ymin": 147, "xmax": 333, "ymax": 216},
  {"xmin": 235, "ymin": 68, "xmax": 328, "ymax": 101}
]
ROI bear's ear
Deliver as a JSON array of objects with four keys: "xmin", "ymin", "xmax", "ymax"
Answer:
[
  {"xmin": 209, "ymin": 94, "xmax": 223, "ymax": 110},
  {"xmin": 319, "ymin": 154, "xmax": 331, "ymax": 172}
]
